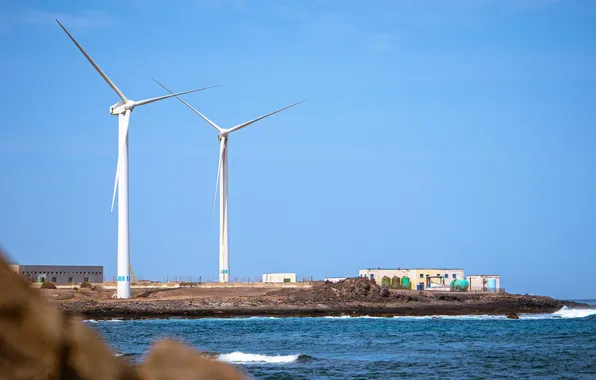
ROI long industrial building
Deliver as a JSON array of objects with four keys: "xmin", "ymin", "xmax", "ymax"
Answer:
[
  {"xmin": 10, "ymin": 264, "xmax": 104, "ymax": 284},
  {"xmin": 359, "ymin": 268, "xmax": 465, "ymax": 290}
]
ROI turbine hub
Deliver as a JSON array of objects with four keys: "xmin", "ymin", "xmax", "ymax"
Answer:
[
  {"xmin": 110, "ymin": 100, "xmax": 135, "ymax": 115},
  {"xmin": 124, "ymin": 100, "xmax": 136, "ymax": 111}
]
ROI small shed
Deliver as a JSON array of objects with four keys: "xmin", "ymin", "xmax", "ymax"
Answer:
[{"xmin": 262, "ymin": 273, "xmax": 297, "ymax": 283}]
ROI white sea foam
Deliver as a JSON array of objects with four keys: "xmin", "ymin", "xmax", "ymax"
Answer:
[
  {"xmin": 389, "ymin": 307, "xmax": 596, "ymax": 320},
  {"xmin": 552, "ymin": 306, "xmax": 596, "ymax": 319},
  {"xmin": 218, "ymin": 352, "xmax": 299, "ymax": 364},
  {"xmin": 82, "ymin": 319, "xmax": 123, "ymax": 323},
  {"xmin": 322, "ymin": 315, "xmax": 383, "ymax": 319}
]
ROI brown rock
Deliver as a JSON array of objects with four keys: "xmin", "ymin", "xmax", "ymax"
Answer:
[
  {"xmin": 140, "ymin": 340, "xmax": 245, "ymax": 380},
  {"xmin": 0, "ymin": 251, "xmax": 245, "ymax": 380}
]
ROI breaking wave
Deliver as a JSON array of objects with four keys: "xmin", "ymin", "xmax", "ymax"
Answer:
[
  {"xmin": 322, "ymin": 315, "xmax": 382, "ymax": 319},
  {"xmin": 389, "ymin": 307, "xmax": 596, "ymax": 320},
  {"xmin": 217, "ymin": 352, "xmax": 312, "ymax": 364},
  {"xmin": 552, "ymin": 306, "xmax": 596, "ymax": 319}
]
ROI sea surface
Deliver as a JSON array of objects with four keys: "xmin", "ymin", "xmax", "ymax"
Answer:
[{"xmin": 87, "ymin": 305, "xmax": 596, "ymax": 379}]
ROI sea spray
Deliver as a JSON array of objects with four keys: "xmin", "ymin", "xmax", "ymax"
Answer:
[{"xmin": 217, "ymin": 352, "xmax": 301, "ymax": 364}]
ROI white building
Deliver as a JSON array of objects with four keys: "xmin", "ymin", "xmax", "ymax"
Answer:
[
  {"xmin": 324, "ymin": 277, "xmax": 347, "ymax": 283},
  {"xmin": 262, "ymin": 273, "xmax": 296, "ymax": 283},
  {"xmin": 467, "ymin": 275, "xmax": 501, "ymax": 292},
  {"xmin": 358, "ymin": 268, "xmax": 409, "ymax": 282}
]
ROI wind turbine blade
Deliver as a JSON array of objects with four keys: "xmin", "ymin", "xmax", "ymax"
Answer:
[
  {"xmin": 213, "ymin": 138, "xmax": 226, "ymax": 214},
  {"xmin": 134, "ymin": 86, "xmax": 216, "ymax": 108},
  {"xmin": 110, "ymin": 154, "xmax": 120, "ymax": 212},
  {"xmin": 111, "ymin": 110, "xmax": 131, "ymax": 212},
  {"xmin": 226, "ymin": 101, "xmax": 305, "ymax": 134},
  {"xmin": 152, "ymin": 78, "xmax": 222, "ymax": 132},
  {"xmin": 55, "ymin": 19, "xmax": 128, "ymax": 103}
]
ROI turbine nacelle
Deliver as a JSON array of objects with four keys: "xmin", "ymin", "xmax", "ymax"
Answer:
[{"xmin": 110, "ymin": 100, "xmax": 136, "ymax": 115}]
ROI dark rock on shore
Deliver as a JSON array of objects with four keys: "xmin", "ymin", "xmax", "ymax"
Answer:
[{"xmin": 507, "ymin": 312, "xmax": 520, "ymax": 319}]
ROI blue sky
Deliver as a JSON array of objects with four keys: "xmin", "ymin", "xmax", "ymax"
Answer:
[{"xmin": 1, "ymin": 0, "xmax": 595, "ymax": 299}]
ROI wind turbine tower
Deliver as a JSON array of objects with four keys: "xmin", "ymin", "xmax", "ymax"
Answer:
[
  {"xmin": 56, "ymin": 20, "xmax": 214, "ymax": 298},
  {"xmin": 154, "ymin": 79, "xmax": 303, "ymax": 282}
]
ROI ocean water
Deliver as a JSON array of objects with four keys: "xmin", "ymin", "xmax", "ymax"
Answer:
[{"xmin": 88, "ymin": 306, "xmax": 596, "ymax": 379}]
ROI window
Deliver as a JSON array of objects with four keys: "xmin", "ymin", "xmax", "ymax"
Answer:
[
  {"xmin": 370, "ymin": 274, "xmax": 375, "ymax": 279},
  {"xmin": 52, "ymin": 277, "xmax": 57, "ymax": 282},
  {"xmin": 444, "ymin": 274, "xmax": 448, "ymax": 278},
  {"xmin": 420, "ymin": 274, "xmax": 424, "ymax": 278},
  {"xmin": 452, "ymin": 274, "xmax": 456, "ymax": 279},
  {"xmin": 68, "ymin": 277, "xmax": 73, "ymax": 283},
  {"xmin": 84, "ymin": 277, "xmax": 89, "ymax": 282}
]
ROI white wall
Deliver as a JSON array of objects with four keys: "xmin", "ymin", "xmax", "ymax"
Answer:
[
  {"xmin": 467, "ymin": 275, "xmax": 500, "ymax": 290},
  {"xmin": 358, "ymin": 269, "xmax": 409, "ymax": 282},
  {"xmin": 262, "ymin": 273, "xmax": 296, "ymax": 283}
]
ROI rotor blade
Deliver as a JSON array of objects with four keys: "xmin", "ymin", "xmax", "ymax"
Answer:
[
  {"xmin": 110, "ymin": 156, "xmax": 120, "ymax": 213},
  {"xmin": 55, "ymin": 19, "xmax": 128, "ymax": 103},
  {"xmin": 213, "ymin": 138, "xmax": 226, "ymax": 214},
  {"xmin": 152, "ymin": 78, "xmax": 222, "ymax": 132},
  {"xmin": 226, "ymin": 101, "xmax": 305, "ymax": 134},
  {"xmin": 134, "ymin": 86, "xmax": 216, "ymax": 108},
  {"xmin": 111, "ymin": 110, "xmax": 131, "ymax": 212}
]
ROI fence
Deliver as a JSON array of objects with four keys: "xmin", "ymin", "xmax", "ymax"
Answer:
[
  {"xmin": 103, "ymin": 275, "xmax": 315, "ymax": 283},
  {"xmin": 468, "ymin": 286, "xmax": 507, "ymax": 293}
]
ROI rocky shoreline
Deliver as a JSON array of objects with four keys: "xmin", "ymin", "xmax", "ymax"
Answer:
[{"xmin": 43, "ymin": 278, "xmax": 590, "ymax": 320}]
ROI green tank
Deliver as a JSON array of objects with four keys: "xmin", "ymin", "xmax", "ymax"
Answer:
[
  {"xmin": 391, "ymin": 276, "xmax": 401, "ymax": 289},
  {"xmin": 401, "ymin": 276, "xmax": 411, "ymax": 289},
  {"xmin": 381, "ymin": 276, "xmax": 391, "ymax": 287},
  {"xmin": 450, "ymin": 278, "xmax": 469, "ymax": 292}
]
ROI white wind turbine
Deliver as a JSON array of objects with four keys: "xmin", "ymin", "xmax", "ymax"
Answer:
[
  {"xmin": 56, "ymin": 20, "xmax": 215, "ymax": 298},
  {"xmin": 154, "ymin": 79, "xmax": 304, "ymax": 282}
]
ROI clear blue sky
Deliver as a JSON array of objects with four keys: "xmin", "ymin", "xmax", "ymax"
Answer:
[{"xmin": 1, "ymin": 0, "xmax": 595, "ymax": 299}]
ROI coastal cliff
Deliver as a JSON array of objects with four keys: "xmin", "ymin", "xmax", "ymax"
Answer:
[{"xmin": 42, "ymin": 278, "xmax": 589, "ymax": 319}]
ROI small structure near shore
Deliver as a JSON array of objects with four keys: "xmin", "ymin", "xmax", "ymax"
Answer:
[
  {"xmin": 262, "ymin": 273, "xmax": 296, "ymax": 283},
  {"xmin": 468, "ymin": 275, "xmax": 501, "ymax": 292},
  {"xmin": 324, "ymin": 277, "xmax": 347, "ymax": 283}
]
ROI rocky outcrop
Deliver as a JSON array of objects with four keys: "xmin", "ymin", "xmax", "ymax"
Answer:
[
  {"xmin": 47, "ymin": 279, "xmax": 590, "ymax": 320},
  {"xmin": 0, "ymin": 252, "xmax": 245, "ymax": 380}
]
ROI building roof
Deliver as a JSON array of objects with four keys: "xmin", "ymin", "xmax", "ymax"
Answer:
[{"xmin": 468, "ymin": 274, "xmax": 500, "ymax": 277}]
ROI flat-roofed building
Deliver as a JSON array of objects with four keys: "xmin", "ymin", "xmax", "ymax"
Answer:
[
  {"xmin": 10, "ymin": 264, "xmax": 103, "ymax": 284},
  {"xmin": 408, "ymin": 268, "xmax": 465, "ymax": 291},
  {"xmin": 358, "ymin": 268, "xmax": 409, "ymax": 283},
  {"xmin": 324, "ymin": 277, "xmax": 348, "ymax": 283},
  {"xmin": 262, "ymin": 273, "xmax": 296, "ymax": 283},
  {"xmin": 467, "ymin": 275, "xmax": 501, "ymax": 292},
  {"xmin": 359, "ymin": 268, "xmax": 465, "ymax": 290}
]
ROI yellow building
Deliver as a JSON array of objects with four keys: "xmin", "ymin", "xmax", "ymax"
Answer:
[
  {"xmin": 407, "ymin": 269, "xmax": 465, "ymax": 290},
  {"xmin": 359, "ymin": 268, "xmax": 465, "ymax": 290}
]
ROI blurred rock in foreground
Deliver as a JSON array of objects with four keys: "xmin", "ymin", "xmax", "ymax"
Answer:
[{"xmin": 0, "ymin": 251, "xmax": 245, "ymax": 380}]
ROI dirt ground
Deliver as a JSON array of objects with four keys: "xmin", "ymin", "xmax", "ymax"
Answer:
[{"xmin": 38, "ymin": 285, "xmax": 279, "ymax": 302}]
